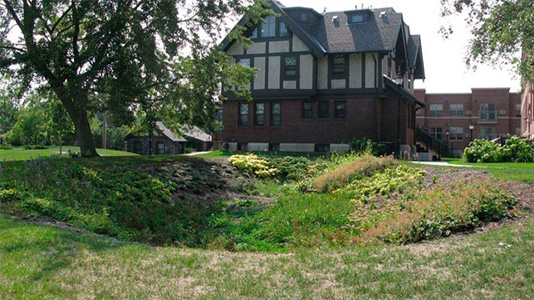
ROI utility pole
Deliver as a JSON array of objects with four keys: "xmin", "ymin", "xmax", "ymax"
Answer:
[{"xmin": 102, "ymin": 112, "xmax": 107, "ymax": 149}]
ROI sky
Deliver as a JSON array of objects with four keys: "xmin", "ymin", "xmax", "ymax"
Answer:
[{"xmin": 279, "ymin": 0, "xmax": 521, "ymax": 93}]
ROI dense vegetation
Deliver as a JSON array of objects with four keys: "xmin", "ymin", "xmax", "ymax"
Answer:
[
  {"xmin": 0, "ymin": 152, "xmax": 518, "ymax": 251},
  {"xmin": 463, "ymin": 137, "xmax": 534, "ymax": 163}
]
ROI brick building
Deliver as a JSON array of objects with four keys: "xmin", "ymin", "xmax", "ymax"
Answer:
[
  {"xmin": 219, "ymin": 0, "xmax": 426, "ymax": 155},
  {"xmin": 415, "ymin": 88, "xmax": 522, "ymax": 157}
]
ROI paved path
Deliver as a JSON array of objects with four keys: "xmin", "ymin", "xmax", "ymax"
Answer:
[
  {"xmin": 185, "ymin": 151, "xmax": 212, "ymax": 156},
  {"xmin": 411, "ymin": 161, "xmax": 473, "ymax": 168}
]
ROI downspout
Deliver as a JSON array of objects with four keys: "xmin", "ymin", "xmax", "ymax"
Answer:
[{"xmin": 372, "ymin": 54, "xmax": 379, "ymax": 142}]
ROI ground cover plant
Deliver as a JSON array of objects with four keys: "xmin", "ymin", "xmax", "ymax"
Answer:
[{"xmin": 0, "ymin": 152, "xmax": 523, "ymax": 252}]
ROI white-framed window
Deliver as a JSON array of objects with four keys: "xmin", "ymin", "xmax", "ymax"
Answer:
[
  {"xmin": 429, "ymin": 104, "xmax": 443, "ymax": 117},
  {"xmin": 450, "ymin": 104, "xmax": 464, "ymax": 117},
  {"xmin": 449, "ymin": 127, "xmax": 464, "ymax": 141},
  {"xmin": 261, "ymin": 16, "xmax": 276, "ymax": 38}
]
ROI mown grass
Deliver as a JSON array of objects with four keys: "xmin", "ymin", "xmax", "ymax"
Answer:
[
  {"xmin": 444, "ymin": 158, "xmax": 534, "ymax": 183},
  {"xmin": 2, "ymin": 213, "xmax": 534, "ymax": 299},
  {"xmin": 0, "ymin": 146, "xmax": 137, "ymax": 161}
]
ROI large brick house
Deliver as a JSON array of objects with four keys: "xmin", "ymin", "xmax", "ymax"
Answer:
[
  {"xmin": 219, "ymin": 0, "xmax": 426, "ymax": 155},
  {"xmin": 415, "ymin": 88, "xmax": 522, "ymax": 157}
]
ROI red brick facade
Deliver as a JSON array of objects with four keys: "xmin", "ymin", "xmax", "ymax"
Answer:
[
  {"xmin": 415, "ymin": 88, "xmax": 522, "ymax": 157},
  {"xmin": 221, "ymin": 89, "xmax": 416, "ymax": 150}
]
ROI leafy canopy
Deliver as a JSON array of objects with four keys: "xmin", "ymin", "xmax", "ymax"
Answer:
[
  {"xmin": 0, "ymin": 0, "xmax": 268, "ymax": 156},
  {"xmin": 441, "ymin": 0, "xmax": 534, "ymax": 83}
]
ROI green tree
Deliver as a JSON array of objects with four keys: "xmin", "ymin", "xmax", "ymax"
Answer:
[
  {"xmin": 441, "ymin": 0, "xmax": 534, "ymax": 82},
  {"xmin": 4, "ymin": 106, "xmax": 47, "ymax": 146},
  {"xmin": 0, "ymin": 0, "xmax": 267, "ymax": 157},
  {"xmin": 44, "ymin": 96, "xmax": 74, "ymax": 155}
]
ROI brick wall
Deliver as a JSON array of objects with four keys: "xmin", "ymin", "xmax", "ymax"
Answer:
[
  {"xmin": 221, "ymin": 93, "xmax": 415, "ymax": 147},
  {"xmin": 416, "ymin": 88, "xmax": 522, "ymax": 155}
]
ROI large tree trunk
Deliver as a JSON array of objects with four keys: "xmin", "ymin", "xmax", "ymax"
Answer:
[
  {"xmin": 72, "ymin": 109, "xmax": 99, "ymax": 158},
  {"xmin": 57, "ymin": 91, "xmax": 99, "ymax": 158}
]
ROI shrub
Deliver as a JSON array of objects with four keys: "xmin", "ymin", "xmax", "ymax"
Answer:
[
  {"xmin": 0, "ymin": 189, "xmax": 26, "ymax": 202},
  {"xmin": 0, "ymin": 145, "xmax": 13, "ymax": 150},
  {"xmin": 464, "ymin": 137, "xmax": 534, "ymax": 163},
  {"xmin": 350, "ymin": 138, "xmax": 387, "ymax": 157},
  {"xmin": 313, "ymin": 155, "xmax": 394, "ymax": 192},
  {"xmin": 228, "ymin": 154, "xmax": 278, "ymax": 178},
  {"xmin": 270, "ymin": 156, "xmax": 311, "ymax": 181},
  {"xmin": 24, "ymin": 145, "xmax": 48, "ymax": 150},
  {"xmin": 185, "ymin": 147, "xmax": 196, "ymax": 154},
  {"xmin": 502, "ymin": 136, "xmax": 534, "ymax": 162}
]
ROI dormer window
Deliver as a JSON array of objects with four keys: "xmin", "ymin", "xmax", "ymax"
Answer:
[{"xmin": 349, "ymin": 12, "xmax": 367, "ymax": 24}]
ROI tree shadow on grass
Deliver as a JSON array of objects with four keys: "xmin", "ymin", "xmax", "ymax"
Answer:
[{"xmin": 0, "ymin": 216, "xmax": 138, "ymax": 285}]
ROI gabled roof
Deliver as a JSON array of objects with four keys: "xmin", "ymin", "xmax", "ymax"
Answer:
[
  {"xmin": 156, "ymin": 122, "xmax": 187, "ymax": 142},
  {"xmin": 309, "ymin": 8, "xmax": 404, "ymax": 54},
  {"xmin": 125, "ymin": 122, "xmax": 211, "ymax": 143},
  {"xmin": 383, "ymin": 75, "xmax": 425, "ymax": 107},
  {"xmin": 221, "ymin": 1, "xmax": 425, "ymax": 78}
]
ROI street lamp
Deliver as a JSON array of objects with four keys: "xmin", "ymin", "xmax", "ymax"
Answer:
[
  {"xmin": 446, "ymin": 131, "xmax": 450, "ymax": 157},
  {"xmin": 395, "ymin": 73, "xmax": 403, "ymax": 157},
  {"xmin": 469, "ymin": 123, "xmax": 475, "ymax": 143}
]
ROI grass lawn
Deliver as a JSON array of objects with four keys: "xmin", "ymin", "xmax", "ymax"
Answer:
[
  {"xmin": 1, "ymin": 213, "xmax": 534, "ymax": 299},
  {"xmin": 0, "ymin": 146, "xmax": 137, "ymax": 161},
  {"xmin": 444, "ymin": 158, "xmax": 534, "ymax": 183}
]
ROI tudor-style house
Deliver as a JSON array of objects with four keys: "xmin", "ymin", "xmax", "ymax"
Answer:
[{"xmin": 219, "ymin": 0, "xmax": 426, "ymax": 155}]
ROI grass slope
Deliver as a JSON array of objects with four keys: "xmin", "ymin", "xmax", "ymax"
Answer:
[
  {"xmin": 445, "ymin": 158, "xmax": 534, "ymax": 183},
  {"xmin": 0, "ymin": 146, "xmax": 137, "ymax": 161},
  {"xmin": 1, "ymin": 214, "xmax": 534, "ymax": 299}
]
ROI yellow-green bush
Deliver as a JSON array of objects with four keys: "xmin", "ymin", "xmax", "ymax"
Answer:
[{"xmin": 228, "ymin": 154, "xmax": 278, "ymax": 178}]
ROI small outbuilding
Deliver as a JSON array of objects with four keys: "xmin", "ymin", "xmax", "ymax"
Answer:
[{"xmin": 124, "ymin": 121, "xmax": 212, "ymax": 155}]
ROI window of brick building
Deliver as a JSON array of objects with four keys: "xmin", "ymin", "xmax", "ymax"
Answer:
[
  {"xmin": 430, "ymin": 127, "xmax": 443, "ymax": 140},
  {"xmin": 318, "ymin": 101, "xmax": 329, "ymax": 118},
  {"xmin": 271, "ymin": 102, "xmax": 281, "ymax": 126},
  {"xmin": 479, "ymin": 127, "xmax": 497, "ymax": 140},
  {"xmin": 335, "ymin": 101, "xmax": 346, "ymax": 118},
  {"xmin": 239, "ymin": 103, "xmax": 249, "ymax": 126},
  {"xmin": 449, "ymin": 127, "xmax": 463, "ymax": 141},
  {"xmin": 302, "ymin": 101, "xmax": 313, "ymax": 119},
  {"xmin": 429, "ymin": 104, "xmax": 443, "ymax": 117},
  {"xmin": 450, "ymin": 104, "xmax": 464, "ymax": 117},
  {"xmin": 255, "ymin": 103, "xmax": 265, "ymax": 126},
  {"xmin": 516, "ymin": 103, "xmax": 522, "ymax": 117}
]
